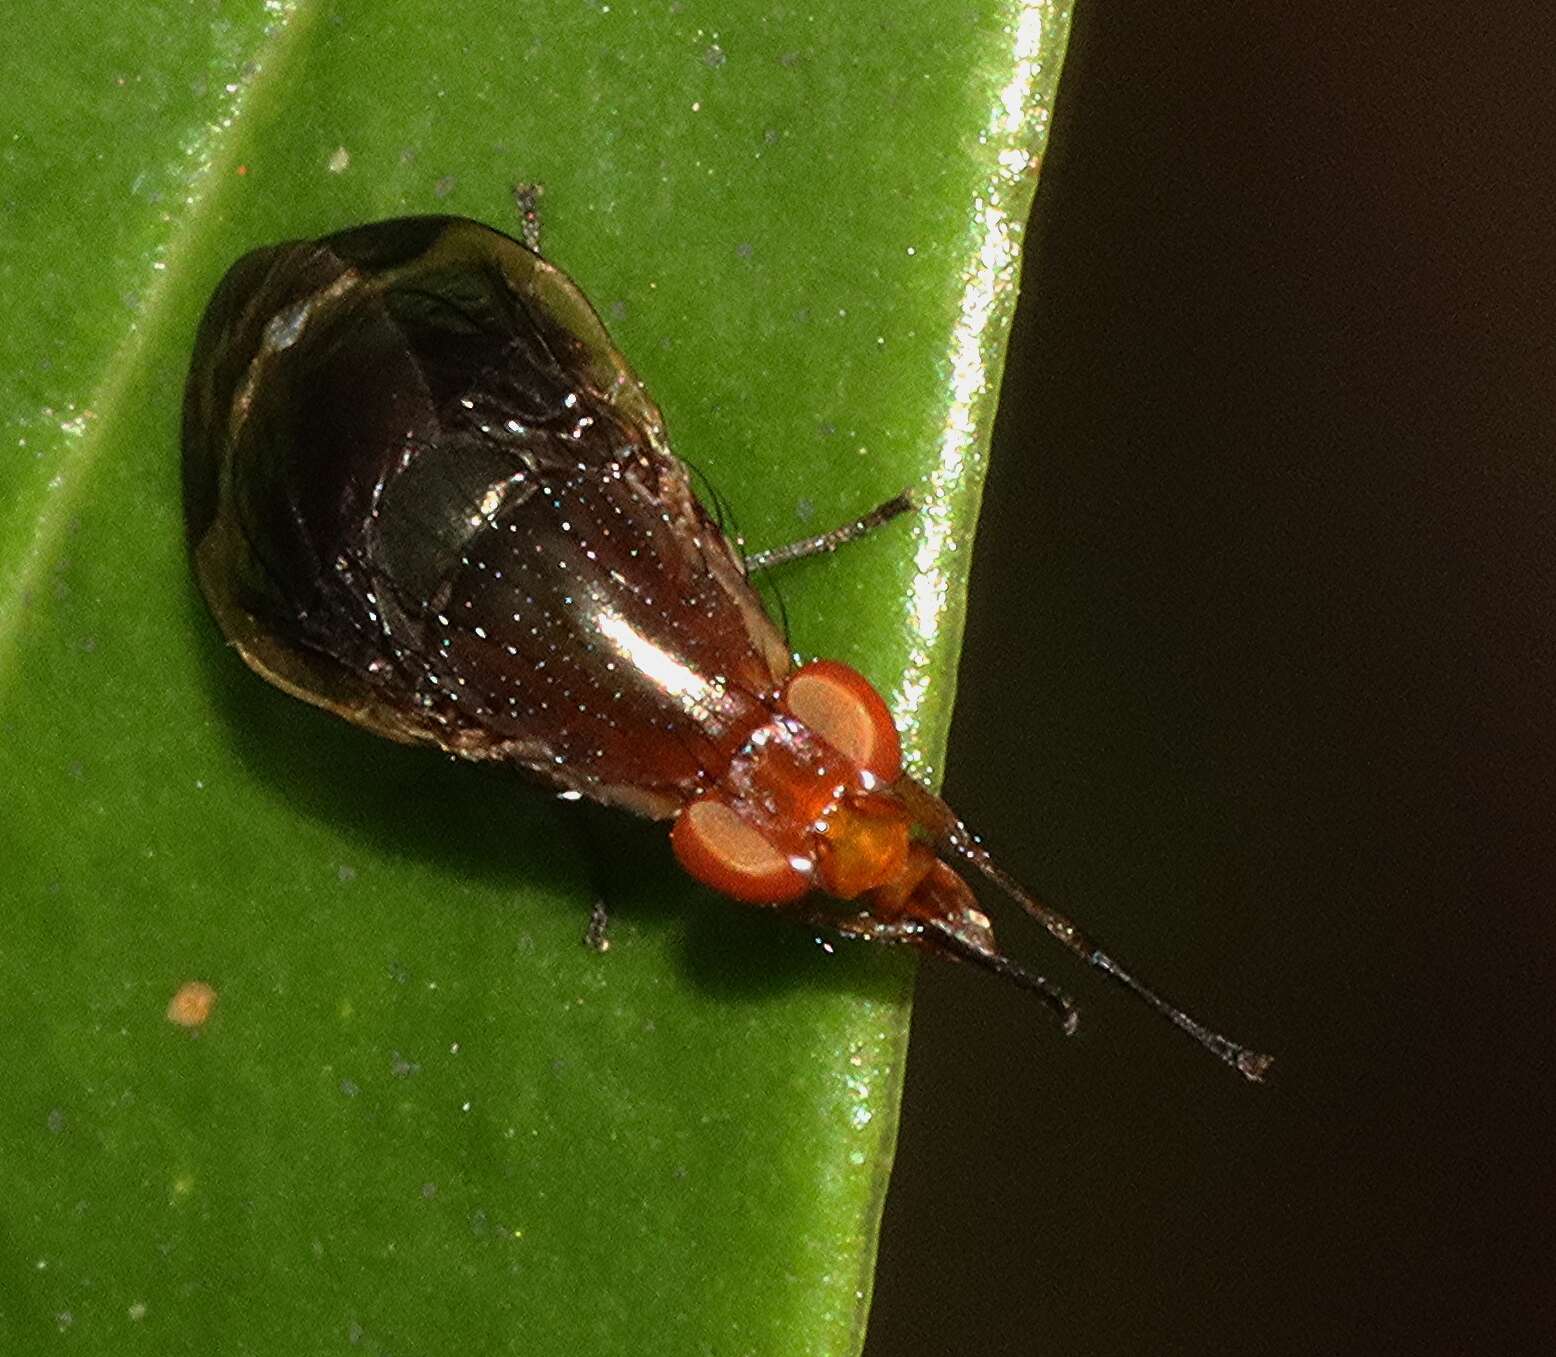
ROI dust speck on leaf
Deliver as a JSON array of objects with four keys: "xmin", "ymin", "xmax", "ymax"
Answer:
[{"xmin": 166, "ymin": 980, "xmax": 217, "ymax": 1029}]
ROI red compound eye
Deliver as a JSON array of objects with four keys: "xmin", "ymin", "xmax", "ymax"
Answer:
[
  {"xmin": 782, "ymin": 659, "xmax": 902, "ymax": 781},
  {"xmin": 671, "ymin": 797, "xmax": 812, "ymax": 904}
]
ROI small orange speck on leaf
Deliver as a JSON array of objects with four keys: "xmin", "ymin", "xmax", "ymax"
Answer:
[{"xmin": 166, "ymin": 981, "xmax": 217, "ymax": 1029}]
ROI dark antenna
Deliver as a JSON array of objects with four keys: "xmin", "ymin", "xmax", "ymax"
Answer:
[
  {"xmin": 920, "ymin": 917, "xmax": 1079, "ymax": 1035},
  {"xmin": 897, "ymin": 780, "xmax": 1274, "ymax": 1082}
]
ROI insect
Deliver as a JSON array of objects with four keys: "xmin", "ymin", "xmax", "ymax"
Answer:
[{"xmin": 183, "ymin": 212, "xmax": 1270, "ymax": 1081}]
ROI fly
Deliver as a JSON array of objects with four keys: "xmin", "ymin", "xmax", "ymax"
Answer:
[{"xmin": 182, "ymin": 213, "xmax": 1271, "ymax": 1081}]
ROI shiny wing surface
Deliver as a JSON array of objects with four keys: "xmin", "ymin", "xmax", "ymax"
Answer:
[{"xmin": 184, "ymin": 217, "xmax": 790, "ymax": 815}]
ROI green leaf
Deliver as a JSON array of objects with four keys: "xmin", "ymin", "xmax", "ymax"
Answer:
[{"xmin": 0, "ymin": 2, "xmax": 1070, "ymax": 1351}]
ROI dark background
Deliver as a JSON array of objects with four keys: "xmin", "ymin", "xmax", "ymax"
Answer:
[{"xmin": 865, "ymin": 3, "xmax": 1554, "ymax": 1354}]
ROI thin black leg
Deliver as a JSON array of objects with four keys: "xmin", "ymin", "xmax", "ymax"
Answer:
[
  {"xmin": 584, "ymin": 898, "xmax": 611, "ymax": 954},
  {"xmin": 744, "ymin": 491, "xmax": 915, "ymax": 573},
  {"xmin": 550, "ymin": 800, "xmax": 613, "ymax": 952},
  {"xmin": 512, "ymin": 182, "xmax": 544, "ymax": 254}
]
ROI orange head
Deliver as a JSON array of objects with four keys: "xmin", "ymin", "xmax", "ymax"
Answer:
[{"xmin": 669, "ymin": 657, "xmax": 1272, "ymax": 1081}]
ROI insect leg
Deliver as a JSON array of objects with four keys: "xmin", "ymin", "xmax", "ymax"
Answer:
[
  {"xmin": 553, "ymin": 800, "xmax": 613, "ymax": 952},
  {"xmin": 743, "ymin": 491, "xmax": 915, "ymax": 573},
  {"xmin": 585, "ymin": 899, "xmax": 611, "ymax": 954},
  {"xmin": 512, "ymin": 182, "xmax": 544, "ymax": 254}
]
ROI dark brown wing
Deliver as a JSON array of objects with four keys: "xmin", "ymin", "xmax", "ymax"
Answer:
[{"xmin": 183, "ymin": 216, "xmax": 790, "ymax": 817}]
